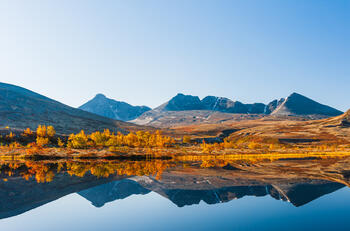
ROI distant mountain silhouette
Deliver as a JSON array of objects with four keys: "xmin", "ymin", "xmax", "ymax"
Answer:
[
  {"xmin": 79, "ymin": 94, "xmax": 151, "ymax": 121},
  {"xmin": 0, "ymin": 82, "xmax": 142, "ymax": 134}
]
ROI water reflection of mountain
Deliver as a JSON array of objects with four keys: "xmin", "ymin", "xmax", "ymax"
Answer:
[
  {"xmin": 0, "ymin": 159, "xmax": 349, "ymax": 220},
  {"xmin": 71, "ymin": 174, "xmax": 345, "ymax": 208},
  {"xmin": 146, "ymin": 181, "xmax": 344, "ymax": 207},
  {"xmin": 78, "ymin": 179, "xmax": 150, "ymax": 207},
  {"xmin": 119, "ymin": 176, "xmax": 344, "ymax": 208},
  {"xmin": 0, "ymin": 173, "xmax": 124, "ymax": 219}
]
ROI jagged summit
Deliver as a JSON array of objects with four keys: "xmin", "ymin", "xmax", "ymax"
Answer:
[
  {"xmin": 155, "ymin": 93, "xmax": 203, "ymax": 111},
  {"xmin": 266, "ymin": 98, "xmax": 285, "ymax": 114},
  {"xmin": 79, "ymin": 94, "xmax": 151, "ymax": 121},
  {"xmin": 155, "ymin": 93, "xmax": 267, "ymax": 114}
]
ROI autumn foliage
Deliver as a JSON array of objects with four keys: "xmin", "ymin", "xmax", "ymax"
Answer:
[
  {"xmin": 35, "ymin": 125, "xmax": 56, "ymax": 147},
  {"xmin": 1, "ymin": 124, "xmax": 349, "ymax": 158},
  {"xmin": 67, "ymin": 129, "xmax": 175, "ymax": 149}
]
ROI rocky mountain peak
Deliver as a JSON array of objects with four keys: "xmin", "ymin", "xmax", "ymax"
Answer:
[
  {"xmin": 163, "ymin": 93, "xmax": 203, "ymax": 111},
  {"xmin": 94, "ymin": 93, "xmax": 107, "ymax": 99},
  {"xmin": 271, "ymin": 92, "xmax": 343, "ymax": 117},
  {"xmin": 79, "ymin": 94, "xmax": 151, "ymax": 121}
]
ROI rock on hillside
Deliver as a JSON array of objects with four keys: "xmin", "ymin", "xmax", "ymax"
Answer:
[
  {"xmin": 266, "ymin": 98, "xmax": 285, "ymax": 114},
  {"xmin": 340, "ymin": 110, "xmax": 350, "ymax": 127}
]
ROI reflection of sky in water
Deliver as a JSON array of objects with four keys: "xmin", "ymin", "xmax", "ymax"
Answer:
[{"xmin": 1, "ymin": 187, "xmax": 350, "ymax": 231}]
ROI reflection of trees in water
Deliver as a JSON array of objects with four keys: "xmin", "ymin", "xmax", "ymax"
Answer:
[
  {"xmin": 0, "ymin": 160, "xmax": 174, "ymax": 183},
  {"xmin": 2, "ymin": 154, "xmax": 349, "ymax": 185},
  {"xmin": 176, "ymin": 152, "xmax": 348, "ymax": 164}
]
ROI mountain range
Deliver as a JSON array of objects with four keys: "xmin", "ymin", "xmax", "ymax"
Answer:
[
  {"xmin": 78, "ymin": 91, "xmax": 343, "ymax": 127},
  {"xmin": 152, "ymin": 92, "xmax": 342, "ymax": 116},
  {"xmin": 0, "ymin": 81, "xmax": 345, "ymax": 133},
  {"xmin": 132, "ymin": 92, "xmax": 343, "ymax": 127}
]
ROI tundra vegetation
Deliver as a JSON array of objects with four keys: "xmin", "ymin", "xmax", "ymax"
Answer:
[{"xmin": 0, "ymin": 125, "xmax": 349, "ymax": 160}]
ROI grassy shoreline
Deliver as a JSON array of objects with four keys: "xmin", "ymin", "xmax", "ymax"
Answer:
[{"xmin": 2, "ymin": 146, "xmax": 350, "ymax": 162}]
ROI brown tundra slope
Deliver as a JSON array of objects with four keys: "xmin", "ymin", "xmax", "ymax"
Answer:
[{"xmin": 171, "ymin": 110, "xmax": 350, "ymax": 143}]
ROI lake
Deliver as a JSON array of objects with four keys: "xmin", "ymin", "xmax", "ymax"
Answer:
[{"xmin": 0, "ymin": 156, "xmax": 350, "ymax": 231}]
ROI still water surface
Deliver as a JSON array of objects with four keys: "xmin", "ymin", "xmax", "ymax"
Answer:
[{"xmin": 0, "ymin": 157, "xmax": 349, "ymax": 231}]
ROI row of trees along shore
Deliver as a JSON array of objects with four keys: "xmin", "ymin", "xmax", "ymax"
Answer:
[
  {"xmin": 0, "ymin": 125, "xmax": 176, "ymax": 150},
  {"xmin": 0, "ymin": 125, "xmax": 346, "ymax": 155}
]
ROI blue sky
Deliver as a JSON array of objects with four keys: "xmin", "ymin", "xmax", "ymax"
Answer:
[{"xmin": 0, "ymin": 0, "xmax": 349, "ymax": 110}]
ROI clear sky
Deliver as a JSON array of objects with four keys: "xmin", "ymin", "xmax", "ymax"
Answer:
[{"xmin": 0, "ymin": 0, "xmax": 349, "ymax": 111}]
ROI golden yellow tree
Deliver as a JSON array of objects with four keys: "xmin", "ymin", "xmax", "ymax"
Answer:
[
  {"xmin": 67, "ymin": 130, "xmax": 89, "ymax": 149},
  {"xmin": 22, "ymin": 128, "xmax": 33, "ymax": 136},
  {"xmin": 36, "ymin": 137, "xmax": 49, "ymax": 147},
  {"xmin": 47, "ymin": 126, "xmax": 56, "ymax": 137},
  {"xmin": 57, "ymin": 138, "xmax": 65, "ymax": 147},
  {"xmin": 36, "ymin": 125, "xmax": 47, "ymax": 137},
  {"xmin": 90, "ymin": 129, "xmax": 111, "ymax": 147}
]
